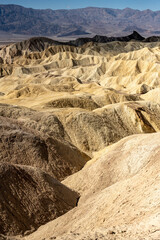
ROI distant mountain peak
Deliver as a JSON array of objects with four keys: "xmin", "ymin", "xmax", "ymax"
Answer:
[
  {"xmin": 129, "ymin": 31, "xmax": 145, "ymax": 40},
  {"xmin": 0, "ymin": 4, "xmax": 159, "ymax": 37}
]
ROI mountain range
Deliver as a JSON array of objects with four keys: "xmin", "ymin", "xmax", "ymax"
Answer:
[{"xmin": 1, "ymin": 4, "xmax": 160, "ymax": 37}]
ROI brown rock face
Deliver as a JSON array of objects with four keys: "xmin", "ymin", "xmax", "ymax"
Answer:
[
  {"xmin": 0, "ymin": 163, "xmax": 79, "ymax": 236},
  {"xmin": 0, "ymin": 115, "xmax": 89, "ymax": 180}
]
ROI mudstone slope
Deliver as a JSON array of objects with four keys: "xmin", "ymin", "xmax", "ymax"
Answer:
[{"xmin": 0, "ymin": 34, "xmax": 160, "ymax": 239}]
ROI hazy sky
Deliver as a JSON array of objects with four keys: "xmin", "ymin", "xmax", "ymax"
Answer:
[{"xmin": 1, "ymin": 0, "xmax": 160, "ymax": 11}]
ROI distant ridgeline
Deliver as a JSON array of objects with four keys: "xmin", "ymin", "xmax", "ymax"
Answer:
[
  {"xmin": 0, "ymin": 31, "xmax": 160, "ymax": 79},
  {"xmin": 1, "ymin": 4, "xmax": 160, "ymax": 36},
  {"xmin": 0, "ymin": 31, "xmax": 160, "ymax": 55}
]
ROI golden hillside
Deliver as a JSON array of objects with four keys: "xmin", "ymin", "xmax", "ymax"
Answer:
[{"xmin": 1, "ymin": 38, "xmax": 160, "ymax": 240}]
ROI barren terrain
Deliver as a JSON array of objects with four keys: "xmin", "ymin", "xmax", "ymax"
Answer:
[{"xmin": 0, "ymin": 34, "xmax": 160, "ymax": 239}]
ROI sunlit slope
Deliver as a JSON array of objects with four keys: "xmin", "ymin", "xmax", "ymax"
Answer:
[
  {"xmin": 1, "ymin": 38, "xmax": 160, "ymax": 239},
  {"xmin": 26, "ymin": 132, "xmax": 160, "ymax": 240},
  {"xmin": 1, "ymin": 41, "xmax": 160, "ymax": 156},
  {"xmin": 1, "ymin": 41, "xmax": 160, "ymax": 106}
]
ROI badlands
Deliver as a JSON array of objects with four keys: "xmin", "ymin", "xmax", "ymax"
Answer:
[{"xmin": 1, "ymin": 32, "xmax": 160, "ymax": 239}]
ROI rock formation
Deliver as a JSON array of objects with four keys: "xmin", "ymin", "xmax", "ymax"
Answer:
[
  {"xmin": 0, "ymin": 34, "xmax": 160, "ymax": 239},
  {"xmin": 26, "ymin": 132, "xmax": 160, "ymax": 240},
  {"xmin": 0, "ymin": 163, "xmax": 79, "ymax": 236}
]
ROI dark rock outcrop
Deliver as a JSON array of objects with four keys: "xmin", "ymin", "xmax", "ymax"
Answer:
[{"xmin": 0, "ymin": 163, "xmax": 79, "ymax": 235}]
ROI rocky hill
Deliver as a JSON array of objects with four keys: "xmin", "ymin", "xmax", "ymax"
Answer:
[
  {"xmin": 0, "ymin": 31, "xmax": 159, "ymax": 65},
  {"xmin": 26, "ymin": 131, "xmax": 160, "ymax": 240},
  {"xmin": 1, "ymin": 5, "xmax": 160, "ymax": 37},
  {"xmin": 0, "ymin": 163, "xmax": 79, "ymax": 235},
  {"xmin": 1, "ymin": 35, "xmax": 160, "ymax": 239}
]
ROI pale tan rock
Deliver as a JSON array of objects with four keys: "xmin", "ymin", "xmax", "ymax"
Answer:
[
  {"xmin": 25, "ymin": 132, "xmax": 160, "ymax": 240},
  {"xmin": 1, "ymin": 39, "xmax": 160, "ymax": 240},
  {"xmin": 1, "ymin": 41, "xmax": 160, "ymax": 98},
  {"xmin": 54, "ymin": 101, "xmax": 160, "ymax": 155}
]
